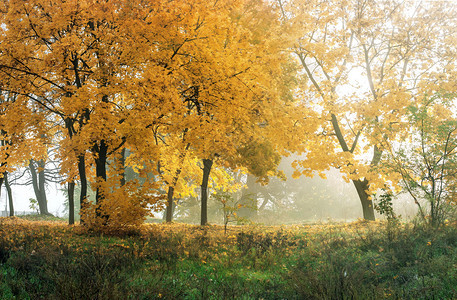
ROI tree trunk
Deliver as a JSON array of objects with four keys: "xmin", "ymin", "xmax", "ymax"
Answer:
[
  {"xmin": 164, "ymin": 142, "xmax": 190, "ymax": 223},
  {"xmin": 4, "ymin": 172, "xmax": 13, "ymax": 217},
  {"xmin": 165, "ymin": 186, "xmax": 175, "ymax": 223},
  {"xmin": 201, "ymin": 159, "xmax": 213, "ymax": 226},
  {"xmin": 120, "ymin": 148, "xmax": 126, "ymax": 186},
  {"xmin": 330, "ymin": 113, "xmax": 378, "ymax": 221},
  {"xmin": 0, "ymin": 134, "xmax": 8, "ymax": 210},
  {"xmin": 77, "ymin": 154, "xmax": 87, "ymax": 224},
  {"xmin": 95, "ymin": 140, "xmax": 108, "ymax": 205},
  {"xmin": 352, "ymin": 179, "xmax": 375, "ymax": 221},
  {"xmin": 29, "ymin": 159, "xmax": 50, "ymax": 215},
  {"xmin": 165, "ymin": 167, "xmax": 185, "ymax": 223},
  {"xmin": 68, "ymin": 181, "xmax": 75, "ymax": 225},
  {"xmin": 37, "ymin": 159, "xmax": 49, "ymax": 214},
  {"xmin": 94, "ymin": 140, "xmax": 109, "ymax": 222}
]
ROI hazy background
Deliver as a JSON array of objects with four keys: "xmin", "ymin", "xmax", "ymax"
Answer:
[{"xmin": 0, "ymin": 155, "xmax": 418, "ymax": 223}]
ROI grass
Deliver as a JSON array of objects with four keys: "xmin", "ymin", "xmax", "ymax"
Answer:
[
  {"xmin": 16, "ymin": 214, "xmax": 67, "ymax": 223},
  {"xmin": 1, "ymin": 217, "xmax": 457, "ymax": 299}
]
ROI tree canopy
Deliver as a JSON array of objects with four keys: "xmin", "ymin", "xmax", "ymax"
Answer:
[
  {"xmin": 1, "ymin": 0, "xmax": 457, "ymax": 227},
  {"xmin": 0, "ymin": 0, "xmax": 305, "ymax": 228}
]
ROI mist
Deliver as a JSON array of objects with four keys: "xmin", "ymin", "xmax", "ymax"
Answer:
[
  {"xmin": 168, "ymin": 155, "xmax": 420, "ymax": 225},
  {"xmin": 0, "ymin": 153, "xmax": 420, "ymax": 224}
]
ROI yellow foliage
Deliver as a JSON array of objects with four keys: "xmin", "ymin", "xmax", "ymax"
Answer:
[
  {"xmin": 81, "ymin": 178, "xmax": 166, "ymax": 233},
  {"xmin": 284, "ymin": 0, "xmax": 457, "ymax": 208}
]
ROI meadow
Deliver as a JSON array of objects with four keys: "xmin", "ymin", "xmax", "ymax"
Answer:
[{"xmin": 1, "ymin": 217, "xmax": 457, "ymax": 299}]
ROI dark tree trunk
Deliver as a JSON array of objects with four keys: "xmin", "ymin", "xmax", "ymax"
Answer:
[
  {"xmin": 352, "ymin": 179, "xmax": 375, "ymax": 221},
  {"xmin": 94, "ymin": 140, "xmax": 108, "ymax": 204},
  {"xmin": 165, "ymin": 186, "xmax": 175, "ymax": 223},
  {"xmin": 4, "ymin": 172, "xmax": 13, "ymax": 216},
  {"xmin": 120, "ymin": 148, "xmax": 126, "ymax": 186},
  {"xmin": 164, "ymin": 167, "xmax": 184, "ymax": 223},
  {"xmin": 77, "ymin": 154, "xmax": 87, "ymax": 224},
  {"xmin": 201, "ymin": 159, "xmax": 213, "ymax": 226},
  {"xmin": 29, "ymin": 159, "xmax": 51, "ymax": 215},
  {"xmin": 164, "ymin": 142, "xmax": 190, "ymax": 223},
  {"xmin": 37, "ymin": 159, "xmax": 49, "ymax": 214},
  {"xmin": 64, "ymin": 117, "xmax": 85, "ymax": 222},
  {"xmin": 0, "ymin": 133, "xmax": 8, "ymax": 206},
  {"xmin": 94, "ymin": 140, "xmax": 108, "ymax": 220},
  {"xmin": 68, "ymin": 181, "xmax": 75, "ymax": 225}
]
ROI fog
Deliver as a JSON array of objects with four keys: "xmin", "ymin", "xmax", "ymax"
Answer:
[
  {"xmin": 0, "ymin": 180, "xmax": 65, "ymax": 217},
  {"xmin": 0, "ymin": 156, "xmax": 419, "ymax": 224},
  {"xmin": 172, "ymin": 155, "xmax": 420, "ymax": 225}
]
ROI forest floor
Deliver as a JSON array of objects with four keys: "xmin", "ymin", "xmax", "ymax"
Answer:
[{"xmin": 1, "ymin": 216, "xmax": 457, "ymax": 299}]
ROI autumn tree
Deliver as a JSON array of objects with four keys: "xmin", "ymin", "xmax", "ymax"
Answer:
[
  {"xmin": 0, "ymin": 89, "xmax": 48, "ymax": 213},
  {"xmin": 175, "ymin": 0, "xmax": 302, "ymax": 225},
  {"xmin": 281, "ymin": 0, "xmax": 457, "ymax": 220},
  {"xmin": 123, "ymin": 0, "xmax": 305, "ymax": 225},
  {"xmin": 140, "ymin": 0, "xmax": 304, "ymax": 226},
  {"xmin": 26, "ymin": 150, "xmax": 62, "ymax": 216},
  {"xmin": 0, "ymin": 0, "xmax": 203, "ymax": 227},
  {"xmin": 28, "ymin": 159, "xmax": 51, "ymax": 215},
  {"xmin": 3, "ymin": 172, "xmax": 13, "ymax": 216},
  {"xmin": 0, "ymin": 0, "xmax": 308, "ymax": 229}
]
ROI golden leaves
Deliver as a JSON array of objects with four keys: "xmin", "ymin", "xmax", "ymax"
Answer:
[{"xmin": 0, "ymin": 0, "xmax": 345, "ymax": 225}]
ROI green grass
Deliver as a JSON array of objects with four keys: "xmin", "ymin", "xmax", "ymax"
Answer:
[{"xmin": 1, "ymin": 218, "xmax": 457, "ymax": 299}]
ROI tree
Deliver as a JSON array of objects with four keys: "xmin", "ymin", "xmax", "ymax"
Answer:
[
  {"xmin": 0, "ymin": 0, "xmax": 188, "ymax": 226},
  {"xmin": 0, "ymin": 90, "xmax": 49, "ymax": 219},
  {"xmin": 124, "ymin": 0, "xmax": 304, "ymax": 225},
  {"xmin": 28, "ymin": 159, "xmax": 54, "ymax": 216},
  {"xmin": 3, "ymin": 172, "xmax": 13, "ymax": 216},
  {"xmin": 67, "ymin": 181, "xmax": 75, "ymax": 225},
  {"xmin": 282, "ymin": 0, "xmax": 457, "ymax": 220},
  {"xmin": 382, "ymin": 94, "xmax": 457, "ymax": 227},
  {"xmin": 213, "ymin": 189, "xmax": 255, "ymax": 234},
  {"xmin": 180, "ymin": 0, "xmax": 302, "ymax": 225},
  {"xmin": 0, "ymin": 0, "xmax": 306, "ymax": 229}
]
